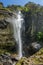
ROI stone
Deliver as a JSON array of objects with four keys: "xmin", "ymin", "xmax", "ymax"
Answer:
[
  {"xmin": 3, "ymin": 62, "xmax": 12, "ymax": 65},
  {"xmin": 0, "ymin": 62, "xmax": 3, "ymax": 65},
  {"xmin": 31, "ymin": 42, "xmax": 41, "ymax": 50}
]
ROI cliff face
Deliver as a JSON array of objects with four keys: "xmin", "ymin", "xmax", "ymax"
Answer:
[
  {"xmin": 25, "ymin": 12, "xmax": 43, "ymax": 43},
  {"xmin": 0, "ymin": 19, "xmax": 16, "ymax": 54},
  {"xmin": 22, "ymin": 11, "xmax": 43, "ymax": 56},
  {"xmin": 33, "ymin": 12, "xmax": 43, "ymax": 32}
]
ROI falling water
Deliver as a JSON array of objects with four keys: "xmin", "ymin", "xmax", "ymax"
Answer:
[
  {"xmin": 13, "ymin": 11, "xmax": 24, "ymax": 59},
  {"xmin": 7, "ymin": 11, "xmax": 24, "ymax": 59}
]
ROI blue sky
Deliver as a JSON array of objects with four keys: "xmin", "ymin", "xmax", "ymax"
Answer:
[{"xmin": 0, "ymin": 0, "xmax": 43, "ymax": 7}]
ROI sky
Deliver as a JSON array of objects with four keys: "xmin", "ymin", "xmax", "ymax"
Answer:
[{"xmin": 0, "ymin": 0, "xmax": 43, "ymax": 7}]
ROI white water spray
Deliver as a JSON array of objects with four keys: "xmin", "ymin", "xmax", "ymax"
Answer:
[
  {"xmin": 7, "ymin": 11, "xmax": 24, "ymax": 59},
  {"xmin": 14, "ymin": 11, "xmax": 24, "ymax": 59}
]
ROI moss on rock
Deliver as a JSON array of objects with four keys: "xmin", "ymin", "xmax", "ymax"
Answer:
[{"xmin": 16, "ymin": 48, "xmax": 43, "ymax": 65}]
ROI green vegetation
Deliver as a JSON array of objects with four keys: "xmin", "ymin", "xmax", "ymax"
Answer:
[
  {"xmin": 36, "ymin": 32, "xmax": 43, "ymax": 42},
  {"xmin": 0, "ymin": 2, "xmax": 43, "ymax": 14}
]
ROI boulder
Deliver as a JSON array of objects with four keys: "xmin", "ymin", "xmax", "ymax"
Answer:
[
  {"xmin": 30, "ymin": 42, "xmax": 41, "ymax": 50},
  {"xmin": 28, "ymin": 42, "xmax": 41, "ymax": 55}
]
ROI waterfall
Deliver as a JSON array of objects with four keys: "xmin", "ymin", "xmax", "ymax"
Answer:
[
  {"xmin": 7, "ymin": 11, "xmax": 24, "ymax": 59},
  {"xmin": 13, "ymin": 11, "xmax": 24, "ymax": 59}
]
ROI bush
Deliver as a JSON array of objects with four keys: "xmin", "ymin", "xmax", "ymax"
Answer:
[{"xmin": 36, "ymin": 32, "xmax": 43, "ymax": 42}]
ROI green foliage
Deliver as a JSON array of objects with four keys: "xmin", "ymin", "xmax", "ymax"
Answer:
[
  {"xmin": 25, "ymin": 2, "xmax": 43, "ymax": 14},
  {"xmin": 36, "ymin": 32, "xmax": 43, "ymax": 41},
  {"xmin": 0, "ymin": 1, "xmax": 43, "ymax": 14}
]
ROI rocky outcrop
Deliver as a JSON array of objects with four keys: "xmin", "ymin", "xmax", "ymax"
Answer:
[
  {"xmin": 0, "ymin": 19, "xmax": 16, "ymax": 54},
  {"xmin": 24, "ymin": 12, "xmax": 43, "ymax": 43},
  {"xmin": 0, "ymin": 53, "xmax": 18, "ymax": 65},
  {"xmin": 0, "ymin": 48, "xmax": 43, "ymax": 65},
  {"xmin": 22, "ymin": 11, "xmax": 43, "ymax": 57},
  {"xmin": 0, "ymin": 20, "xmax": 8, "ymax": 29},
  {"xmin": 16, "ymin": 48, "xmax": 43, "ymax": 65}
]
